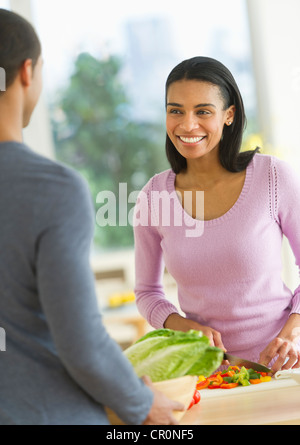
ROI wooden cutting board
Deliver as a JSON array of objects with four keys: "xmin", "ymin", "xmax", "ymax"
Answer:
[
  {"xmin": 105, "ymin": 375, "xmax": 198, "ymax": 425},
  {"xmin": 200, "ymin": 373, "xmax": 300, "ymax": 399}
]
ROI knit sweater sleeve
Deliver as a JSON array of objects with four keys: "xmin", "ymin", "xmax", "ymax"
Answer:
[
  {"xmin": 133, "ymin": 177, "xmax": 180, "ymax": 328},
  {"xmin": 35, "ymin": 168, "xmax": 153, "ymax": 425},
  {"xmin": 273, "ymin": 157, "xmax": 300, "ymax": 315}
]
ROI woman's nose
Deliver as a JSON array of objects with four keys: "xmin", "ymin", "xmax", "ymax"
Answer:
[{"xmin": 179, "ymin": 114, "xmax": 200, "ymax": 132}]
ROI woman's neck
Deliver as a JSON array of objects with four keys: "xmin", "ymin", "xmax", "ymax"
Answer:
[{"xmin": 177, "ymin": 151, "xmax": 231, "ymax": 190}]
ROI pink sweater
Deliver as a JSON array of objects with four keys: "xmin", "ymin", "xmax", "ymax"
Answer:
[{"xmin": 134, "ymin": 154, "xmax": 300, "ymax": 362}]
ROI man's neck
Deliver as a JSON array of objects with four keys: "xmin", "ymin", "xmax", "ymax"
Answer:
[
  {"xmin": 0, "ymin": 88, "xmax": 24, "ymax": 143},
  {"xmin": 0, "ymin": 115, "xmax": 23, "ymax": 143},
  {"xmin": 0, "ymin": 128, "xmax": 23, "ymax": 143}
]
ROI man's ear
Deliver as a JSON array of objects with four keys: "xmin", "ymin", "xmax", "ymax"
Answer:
[{"xmin": 19, "ymin": 59, "xmax": 33, "ymax": 88}]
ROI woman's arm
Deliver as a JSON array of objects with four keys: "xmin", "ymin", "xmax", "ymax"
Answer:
[
  {"xmin": 259, "ymin": 158, "xmax": 300, "ymax": 372},
  {"xmin": 259, "ymin": 314, "xmax": 300, "ymax": 373},
  {"xmin": 133, "ymin": 186, "xmax": 180, "ymax": 328}
]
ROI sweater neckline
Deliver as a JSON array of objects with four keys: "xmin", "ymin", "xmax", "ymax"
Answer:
[{"xmin": 166, "ymin": 157, "xmax": 254, "ymax": 227}]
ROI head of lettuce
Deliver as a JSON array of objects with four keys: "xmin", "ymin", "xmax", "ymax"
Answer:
[{"xmin": 124, "ymin": 329, "xmax": 224, "ymax": 382}]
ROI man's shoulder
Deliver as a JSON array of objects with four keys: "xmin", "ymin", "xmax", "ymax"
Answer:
[
  {"xmin": 8, "ymin": 142, "xmax": 88, "ymax": 192},
  {"xmin": 0, "ymin": 142, "xmax": 92, "ymax": 208}
]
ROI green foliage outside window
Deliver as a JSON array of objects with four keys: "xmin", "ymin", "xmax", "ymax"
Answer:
[{"xmin": 52, "ymin": 52, "xmax": 168, "ymax": 249}]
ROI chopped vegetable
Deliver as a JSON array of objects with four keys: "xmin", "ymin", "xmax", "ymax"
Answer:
[
  {"xmin": 207, "ymin": 373, "xmax": 223, "ymax": 389},
  {"xmin": 196, "ymin": 379, "xmax": 210, "ymax": 390},
  {"xmin": 188, "ymin": 389, "xmax": 201, "ymax": 410},
  {"xmin": 207, "ymin": 382, "xmax": 221, "ymax": 389},
  {"xmin": 249, "ymin": 379, "xmax": 261, "ymax": 384},
  {"xmin": 220, "ymin": 382, "xmax": 239, "ymax": 389},
  {"xmin": 124, "ymin": 329, "xmax": 224, "ymax": 382},
  {"xmin": 197, "ymin": 375, "xmax": 206, "ymax": 382},
  {"xmin": 193, "ymin": 390, "xmax": 201, "ymax": 404},
  {"xmin": 196, "ymin": 365, "xmax": 272, "ymax": 390},
  {"xmin": 188, "ymin": 398, "xmax": 195, "ymax": 409},
  {"xmin": 260, "ymin": 376, "xmax": 272, "ymax": 383}
]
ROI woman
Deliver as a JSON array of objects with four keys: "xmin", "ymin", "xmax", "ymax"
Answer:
[{"xmin": 133, "ymin": 56, "xmax": 300, "ymax": 374}]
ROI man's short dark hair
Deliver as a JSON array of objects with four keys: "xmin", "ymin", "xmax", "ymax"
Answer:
[{"xmin": 0, "ymin": 8, "xmax": 41, "ymax": 93}]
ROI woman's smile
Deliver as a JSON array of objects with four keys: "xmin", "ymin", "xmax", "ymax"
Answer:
[
  {"xmin": 166, "ymin": 79, "xmax": 235, "ymax": 161},
  {"xmin": 177, "ymin": 135, "xmax": 207, "ymax": 145}
]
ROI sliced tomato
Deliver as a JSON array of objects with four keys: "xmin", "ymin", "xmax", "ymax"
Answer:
[
  {"xmin": 193, "ymin": 390, "xmax": 201, "ymax": 404},
  {"xmin": 188, "ymin": 398, "xmax": 195, "ymax": 410}
]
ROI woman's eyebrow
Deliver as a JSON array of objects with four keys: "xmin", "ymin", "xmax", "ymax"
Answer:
[{"xmin": 167, "ymin": 102, "xmax": 216, "ymax": 108}]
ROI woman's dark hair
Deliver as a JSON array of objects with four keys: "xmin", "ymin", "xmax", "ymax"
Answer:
[
  {"xmin": 165, "ymin": 56, "xmax": 260, "ymax": 173},
  {"xmin": 0, "ymin": 8, "xmax": 41, "ymax": 93}
]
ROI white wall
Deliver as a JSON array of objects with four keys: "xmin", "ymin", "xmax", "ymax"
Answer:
[
  {"xmin": 10, "ymin": 0, "xmax": 55, "ymax": 159},
  {"xmin": 247, "ymin": 0, "xmax": 300, "ymax": 166},
  {"xmin": 247, "ymin": 0, "xmax": 300, "ymax": 291}
]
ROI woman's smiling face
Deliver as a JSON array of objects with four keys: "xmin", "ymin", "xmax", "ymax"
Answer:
[{"xmin": 166, "ymin": 79, "xmax": 235, "ymax": 162}]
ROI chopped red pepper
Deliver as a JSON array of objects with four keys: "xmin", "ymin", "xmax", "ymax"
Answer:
[
  {"xmin": 196, "ymin": 379, "xmax": 210, "ymax": 390},
  {"xmin": 249, "ymin": 378, "xmax": 262, "ymax": 384},
  {"xmin": 220, "ymin": 382, "xmax": 239, "ymax": 389},
  {"xmin": 229, "ymin": 366, "xmax": 240, "ymax": 371},
  {"xmin": 208, "ymin": 374, "xmax": 223, "ymax": 384},
  {"xmin": 208, "ymin": 383, "xmax": 222, "ymax": 389},
  {"xmin": 221, "ymin": 370, "xmax": 235, "ymax": 378},
  {"xmin": 207, "ymin": 374, "xmax": 223, "ymax": 389}
]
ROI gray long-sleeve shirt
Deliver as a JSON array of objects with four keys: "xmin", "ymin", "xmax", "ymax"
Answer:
[{"xmin": 0, "ymin": 142, "xmax": 153, "ymax": 425}]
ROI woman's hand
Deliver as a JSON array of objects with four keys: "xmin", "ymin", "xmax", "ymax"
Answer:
[
  {"xmin": 259, "ymin": 314, "xmax": 300, "ymax": 373},
  {"xmin": 259, "ymin": 337, "xmax": 300, "ymax": 373},
  {"xmin": 164, "ymin": 313, "xmax": 227, "ymax": 351}
]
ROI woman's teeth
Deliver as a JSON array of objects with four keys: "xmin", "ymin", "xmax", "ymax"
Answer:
[{"xmin": 179, "ymin": 136, "xmax": 205, "ymax": 143}]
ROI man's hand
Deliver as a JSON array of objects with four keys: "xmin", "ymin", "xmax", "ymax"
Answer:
[{"xmin": 142, "ymin": 376, "xmax": 185, "ymax": 425}]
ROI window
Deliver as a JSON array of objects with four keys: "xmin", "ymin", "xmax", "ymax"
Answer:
[
  {"xmin": 0, "ymin": 1, "xmax": 9, "ymax": 9},
  {"xmin": 30, "ymin": 0, "xmax": 257, "ymax": 251}
]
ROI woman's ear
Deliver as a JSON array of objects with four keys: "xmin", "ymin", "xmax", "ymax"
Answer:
[{"xmin": 226, "ymin": 104, "xmax": 236, "ymax": 125}]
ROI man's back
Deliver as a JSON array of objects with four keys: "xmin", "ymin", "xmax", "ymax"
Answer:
[{"xmin": 0, "ymin": 142, "xmax": 152, "ymax": 425}]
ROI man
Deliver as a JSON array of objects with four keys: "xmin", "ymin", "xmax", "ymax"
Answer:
[{"xmin": 0, "ymin": 8, "xmax": 183, "ymax": 425}]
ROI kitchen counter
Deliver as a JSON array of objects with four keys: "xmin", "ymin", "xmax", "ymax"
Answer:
[{"xmin": 180, "ymin": 375, "xmax": 300, "ymax": 425}]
